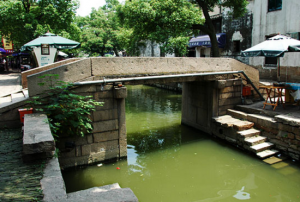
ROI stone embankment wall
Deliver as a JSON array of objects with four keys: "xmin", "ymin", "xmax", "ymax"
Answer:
[
  {"xmin": 216, "ymin": 108, "xmax": 300, "ymax": 161},
  {"xmin": 247, "ymin": 113, "xmax": 300, "ymax": 160},
  {"xmin": 216, "ymin": 79, "xmax": 243, "ymax": 116},
  {"xmin": 56, "ymin": 83, "xmax": 127, "ymax": 169},
  {"xmin": 182, "ymin": 76, "xmax": 244, "ymax": 134}
]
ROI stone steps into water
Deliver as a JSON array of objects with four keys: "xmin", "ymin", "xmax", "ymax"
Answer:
[
  {"xmin": 237, "ymin": 128, "xmax": 261, "ymax": 139},
  {"xmin": 250, "ymin": 142, "xmax": 274, "ymax": 152},
  {"xmin": 244, "ymin": 136, "xmax": 267, "ymax": 146},
  {"xmin": 212, "ymin": 115, "xmax": 254, "ymax": 131},
  {"xmin": 257, "ymin": 149, "xmax": 279, "ymax": 158},
  {"xmin": 215, "ymin": 110, "xmax": 282, "ymax": 164}
]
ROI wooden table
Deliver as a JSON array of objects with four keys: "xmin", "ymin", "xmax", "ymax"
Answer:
[{"xmin": 261, "ymin": 86, "xmax": 285, "ymax": 110}]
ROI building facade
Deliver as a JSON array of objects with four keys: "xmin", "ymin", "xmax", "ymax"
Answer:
[{"xmin": 249, "ymin": 0, "xmax": 300, "ymax": 82}]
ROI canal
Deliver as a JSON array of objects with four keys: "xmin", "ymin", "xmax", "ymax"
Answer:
[{"xmin": 63, "ymin": 85, "xmax": 300, "ymax": 202}]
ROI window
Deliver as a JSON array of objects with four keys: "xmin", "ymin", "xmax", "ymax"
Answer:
[
  {"xmin": 268, "ymin": 0, "xmax": 282, "ymax": 12},
  {"xmin": 233, "ymin": 40, "xmax": 241, "ymax": 53},
  {"xmin": 265, "ymin": 57, "xmax": 277, "ymax": 67}
]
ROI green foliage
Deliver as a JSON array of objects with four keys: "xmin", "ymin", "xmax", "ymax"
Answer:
[
  {"xmin": 118, "ymin": 0, "xmax": 203, "ymax": 56},
  {"xmin": 27, "ymin": 74, "xmax": 103, "ymax": 138},
  {"xmin": 118, "ymin": 0, "xmax": 249, "ymax": 57},
  {"xmin": 75, "ymin": 0, "xmax": 124, "ymax": 57},
  {"xmin": 0, "ymin": 0, "xmax": 80, "ymax": 49}
]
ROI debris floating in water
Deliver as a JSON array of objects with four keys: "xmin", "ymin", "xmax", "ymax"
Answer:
[{"xmin": 97, "ymin": 163, "xmax": 103, "ymax": 167}]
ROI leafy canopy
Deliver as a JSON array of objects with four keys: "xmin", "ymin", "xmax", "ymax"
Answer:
[
  {"xmin": 118, "ymin": 0, "xmax": 203, "ymax": 56},
  {"xmin": 118, "ymin": 0, "xmax": 248, "ymax": 57},
  {"xmin": 76, "ymin": 0, "xmax": 124, "ymax": 56},
  {"xmin": 0, "ymin": 0, "xmax": 79, "ymax": 49}
]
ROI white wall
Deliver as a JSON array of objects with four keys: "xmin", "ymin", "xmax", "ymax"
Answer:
[{"xmin": 250, "ymin": 0, "xmax": 300, "ymax": 67}]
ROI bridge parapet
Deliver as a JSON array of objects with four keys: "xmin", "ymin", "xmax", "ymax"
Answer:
[{"xmin": 27, "ymin": 57, "xmax": 259, "ymax": 97}]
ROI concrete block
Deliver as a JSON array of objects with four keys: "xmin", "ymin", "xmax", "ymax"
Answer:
[
  {"xmin": 95, "ymin": 98, "xmax": 116, "ymax": 110},
  {"xmin": 90, "ymin": 140, "xmax": 119, "ymax": 154},
  {"xmin": 94, "ymin": 130, "xmax": 119, "ymax": 142},
  {"xmin": 93, "ymin": 119, "xmax": 119, "ymax": 133},
  {"xmin": 94, "ymin": 91, "xmax": 114, "ymax": 99},
  {"xmin": 90, "ymin": 148, "xmax": 120, "ymax": 162},
  {"xmin": 114, "ymin": 87, "xmax": 127, "ymax": 99},
  {"xmin": 87, "ymin": 134, "xmax": 93, "ymax": 144},
  {"xmin": 216, "ymin": 80, "xmax": 227, "ymax": 89},
  {"xmin": 93, "ymin": 109, "xmax": 118, "ymax": 122},
  {"xmin": 81, "ymin": 144, "xmax": 91, "ymax": 156},
  {"xmin": 23, "ymin": 113, "xmax": 55, "ymax": 155}
]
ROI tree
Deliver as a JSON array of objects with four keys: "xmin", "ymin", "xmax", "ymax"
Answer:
[
  {"xmin": 0, "ymin": 0, "xmax": 79, "ymax": 49},
  {"xmin": 118, "ymin": 0, "xmax": 248, "ymax": 57},
  {"xmin": 76, "ymin": 0, "xmax": 124, "ymax": 57},
  {"xmin": 118, "ymin": 0, "xmax": 203, "ymax": 56}
]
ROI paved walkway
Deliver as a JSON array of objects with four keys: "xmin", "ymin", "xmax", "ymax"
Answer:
[
  {"xmin": 0, "ymin": 128, "xmax": 44, "ymax": 201},
  {"xmin": 0, "ymin": 70, "xmax": 22, "ymax": 97}
]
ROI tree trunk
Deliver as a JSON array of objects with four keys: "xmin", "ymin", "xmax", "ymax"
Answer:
[{"xmin": 196, "ymin": 0, "xmax": 220, "ymax": 57}]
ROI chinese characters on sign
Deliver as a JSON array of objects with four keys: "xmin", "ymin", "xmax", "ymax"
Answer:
[{"xmin": 2, "ymin": 36, "xmax": 14, "ymax": 53}]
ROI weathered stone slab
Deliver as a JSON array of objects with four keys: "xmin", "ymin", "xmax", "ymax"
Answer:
[
  {"xmin": 257, "ymin": 149, "xmax": 279, "ymax": 158},
  {"xmin": 275, "ymin": 114, "xmax": 300, "ymax": 127},
  {"xmin": 93, "ymin": 109, "xmax": 118, "ymax": 122},
  {"xmin": 66, "ymin": 184, "xmax": 138, "ymax": 202},
  {"xmin": 244, "ymin": 136, "xmax": 267, "ymax": 145},
  {"xmin": 114, "ymin": 86, "xmax": 127, "ymax": 98},
  {"xmin": 237, "ymin": 128, "xmax": 260, "ymax": 138},
  {"xmin": 232, "ymin": 120, "xmax": 254, "ymax": 131},
  {"xmin": 263, "ymin": 156, "xmax": 282, "ymax": 164},
  {"xmin": 251, "ymin": 142, "xmax": 274, "ymax": 152},
  {"xmin": 94, "ymin": 130, "xmax": 119, "ymax": 142},
  {"xmin": 227, "ymin": 109, "xmax": 248, "ymax": 120},
  {"xmin": 41, "ymin": 158, "xmax": 67, "ymax": 202},
  {"xmin": 93, "ymin": 119, "xmax": 119, "ymax": 133},
  {"xmin": 23, "ymin": 113, "xmax": 55, "ymax": 155}
]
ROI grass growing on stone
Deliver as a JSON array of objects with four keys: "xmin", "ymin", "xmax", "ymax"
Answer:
[{"xmin": 0, "ymin": 128, "xmax": 44, "ymax": 201}]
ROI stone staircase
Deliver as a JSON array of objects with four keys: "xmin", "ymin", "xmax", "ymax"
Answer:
[
  {"xmin": 0, "ymin": 89, "xmax": 29, "ymax": 109},
  {"xmin": 212, "ymin": 112, "xmax": 280, "ymax": 163}
]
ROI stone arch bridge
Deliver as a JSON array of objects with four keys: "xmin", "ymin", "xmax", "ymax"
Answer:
[{"xmin": 22, "ymin": 57, "xmax": 260, "ymax": 168}]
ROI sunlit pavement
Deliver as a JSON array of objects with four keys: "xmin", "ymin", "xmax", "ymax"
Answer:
[{"xmin": 0, "ymin": 70, "xmax": 22, "ymax": 97}]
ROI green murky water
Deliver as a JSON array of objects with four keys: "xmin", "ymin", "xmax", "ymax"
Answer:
[{"xmin": 62, "ymin": 85, "xmax": 300, "ymax": 202}]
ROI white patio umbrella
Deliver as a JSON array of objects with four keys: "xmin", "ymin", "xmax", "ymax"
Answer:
[
  {"xmin": 241, "ymin": 35, "xmax": 300, "ymax": 57},
  {"xmin": 241, "ymin": 35, "xmax": 300, "ymax": 81}
]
